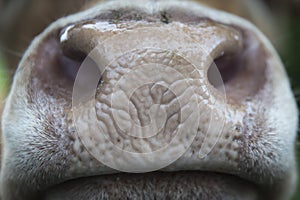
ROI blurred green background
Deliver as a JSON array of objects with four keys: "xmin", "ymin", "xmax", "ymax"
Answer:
[
  {"xmin": 284, "ymin": 7, "xmax": 300, "ymax": 200},
  {"xmin": 265, "ymin": 2, "xmax": 300, "ymax": 199},
  {"xmin": 0, "ymin": 54, "xmax": 9, "ymax": 99}
]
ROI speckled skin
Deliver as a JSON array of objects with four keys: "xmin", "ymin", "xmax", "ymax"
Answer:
[{"xmin": 0, "ymin": 0, "xmax": 298, "ymax": 200}]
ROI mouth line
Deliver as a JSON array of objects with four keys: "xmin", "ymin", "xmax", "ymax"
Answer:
[{"xmin": 42, "ymin": 170, "xmax": 266, "ymax": 200}]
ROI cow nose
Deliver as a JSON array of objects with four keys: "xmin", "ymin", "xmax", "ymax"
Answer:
[{"xmin": 57, "ymin": 19, "xmax": 251, "ymax": 173}]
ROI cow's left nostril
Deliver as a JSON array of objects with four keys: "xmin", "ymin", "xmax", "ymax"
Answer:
[
  {"xmin": 208, "ymin": 30, "xmax": 267, "ymax": 102},
  {"xmin": 207, "ymin": 53, "xmax": 241, "ymax": 88}
]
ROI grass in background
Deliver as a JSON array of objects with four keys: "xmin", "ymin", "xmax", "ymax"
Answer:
[{"xmin": 0, "ymin": 54, "xmax": 9, "ymax": 100}]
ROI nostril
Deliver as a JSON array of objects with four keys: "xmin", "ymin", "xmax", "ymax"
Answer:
[
  {"xmin": 41, "ymin": 36, "xmax": 85, "ymax": 84},
  {"xmin": 58, "ymin": 54, "xmax": 82, "ymax": 82},
  {"xmin": 207, "ymin": 30, "xmax": 267, "ymax": 103},
  {"xmin": 207, "ymin": 53, "xmax": 242, "ymax": 88},
  {"xmin": 29, "ymin": 33, "xmax": 88, "ymax": 100},
  {"xmin": 60, "ymin": 39, "xmax": 87, "ymax": 62}
]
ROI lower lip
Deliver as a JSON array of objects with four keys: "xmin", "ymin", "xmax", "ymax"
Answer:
[{"xmin": 43, "ymin": 171, "xmax": 261, "ymax": 199}]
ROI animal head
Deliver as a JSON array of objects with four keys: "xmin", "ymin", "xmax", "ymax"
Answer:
[{"xmin": 0, "ymin": 1, "xmax": 298, "ymax": 199}]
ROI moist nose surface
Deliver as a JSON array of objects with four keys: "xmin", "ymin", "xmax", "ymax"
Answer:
[{"xmin": 61, "ymin": 19, "xmax": 244, "ymax": 173}]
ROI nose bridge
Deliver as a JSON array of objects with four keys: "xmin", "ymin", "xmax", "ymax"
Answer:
[{"xmin": 60, "ymin": 20, "xmax": 243, "ymax": 70}]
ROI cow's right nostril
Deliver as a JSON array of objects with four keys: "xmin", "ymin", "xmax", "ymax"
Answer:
[
  {"xmin": 60, "ymin": 28, "xmax": 87, "ymax": 62},
  {"xmin": 58, "ymin": 53, "xmax": 82, "ymax": 82}
]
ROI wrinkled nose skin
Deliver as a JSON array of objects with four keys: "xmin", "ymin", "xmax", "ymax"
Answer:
[{"xmin": 0, "ymin": 1, "xmax": 298, "ymax": 200}]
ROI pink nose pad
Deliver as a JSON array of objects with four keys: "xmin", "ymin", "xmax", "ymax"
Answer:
[{"xmin": 57, "ymin": 19, "xmax": 268, "ymax": 173}]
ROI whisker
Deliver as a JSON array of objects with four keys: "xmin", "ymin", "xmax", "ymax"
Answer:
[{"xmin": 0, "ymin": 46, "xmax": 23, "ymax": 58}]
